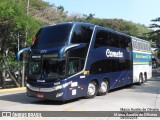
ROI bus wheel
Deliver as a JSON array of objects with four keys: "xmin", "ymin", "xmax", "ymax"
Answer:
[
  {"xmin": 98, "ymin": 81, "xmax": 109, "ymax": 96},
  {"xmin": 144, "ymin": 73, "xmax": 147, "ymax": 82},
  {"xmin": 85, "ymin": 81, "xmax": 98, "ymax": 99},
  {"xmin": 138, "ymin": 74, "xmax": 143, "ymax": 85}
]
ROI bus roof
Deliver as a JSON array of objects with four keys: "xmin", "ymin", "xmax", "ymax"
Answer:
[
  {"xmin": 95, "ymin": 25, "xmax": 131, "ymax": 38},
  {"xmin": 131, "ymin": 36, "xmax": 150, "ymax": 44},
  {"xmin": 41, "ymin": 22, "xmax": 150, "ymax": 44}
]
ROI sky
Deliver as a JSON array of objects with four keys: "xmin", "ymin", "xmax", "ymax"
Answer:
[{"xmin": 44, "ymin": 0, "xmax": 160, "ymax": 27}]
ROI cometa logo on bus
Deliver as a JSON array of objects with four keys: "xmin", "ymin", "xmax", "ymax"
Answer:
[{"xmin": 106, "ymin": 49, "xmax": 123, "ymax": 58}]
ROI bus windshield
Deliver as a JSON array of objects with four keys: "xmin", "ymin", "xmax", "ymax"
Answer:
[
  {"xmin": 29, "ymin": 55, "xmax": 66, "ymax": 79},
  {"xmin": 31, "ymin": 24, "xmax": 73, "ymax": 49}
]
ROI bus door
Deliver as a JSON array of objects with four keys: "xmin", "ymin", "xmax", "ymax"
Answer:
[{"xmin": 67, "ymin": 57, "xmax": 85, "ymax": 96}]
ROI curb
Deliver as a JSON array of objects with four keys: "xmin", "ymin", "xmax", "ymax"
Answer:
[{"xmin": 0, "ymin": 87, "xmax": 26, "ymax": 93}]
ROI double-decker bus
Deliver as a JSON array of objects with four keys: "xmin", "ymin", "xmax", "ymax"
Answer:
[{"xmin": 18, "ymin": 22, "xmax": 152, "ymax": 101}]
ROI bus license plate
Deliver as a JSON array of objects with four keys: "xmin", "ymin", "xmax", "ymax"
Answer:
[{"xmin": 36, "ymin": 94, "xmax": 44, "ymax": 98}]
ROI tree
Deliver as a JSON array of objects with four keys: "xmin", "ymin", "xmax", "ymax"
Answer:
[
  {"xmin": 82, "ymin": 18, "xmax": 151, "ymax": 38},
  {"xmin": 149, "ymin": 17, "xmax": 160, "ymax": 47},
  {"xmin": 0, "ymin": 0, "xmax": 69, "ymax": 88},
  {"xmin": 83, "ymin": 13, "xmax": 95, "ymax": 21},
  {"xmin": 29, "ymin": 0, "xmax": 68, "ymax": 24},
  {"xmin": 67, "ymin": 12, "xmax": 83, "ymax": 22},
  {"xmin": 148, "ymin": 17, "xmax": 160, "ymax": 61},
  {"xmin": 0, "ymin": 0, "xmax": 41, "ymax": 87},
  {"xmin": 57, "ymin": 5, "xmax": 64, "ymax": 12}
]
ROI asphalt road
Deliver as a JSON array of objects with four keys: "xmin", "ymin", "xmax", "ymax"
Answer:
[{"xmin": 0, "ymin": 71, "xmax": 160, "ymax": 120}]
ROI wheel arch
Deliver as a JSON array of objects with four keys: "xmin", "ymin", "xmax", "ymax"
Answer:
[
  {"xmin": 90, "ymin": 79, "xmax": 99, "ymax": 89},
  {"xmin": 144, "ymin": 72, "xmax": 147, "ymax": 77},
  {"xmin": 140, "ymin": 72, "xmax": 143, "ymax": 77}
]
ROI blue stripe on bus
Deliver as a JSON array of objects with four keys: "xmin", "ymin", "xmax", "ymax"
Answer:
[{"xmin": 133, "ymin": 52, "xmax": 151, "ymax": 63}]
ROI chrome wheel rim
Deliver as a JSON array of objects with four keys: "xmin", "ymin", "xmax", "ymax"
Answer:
[
  {"xmin": 88, "ymin": 83, "xmax": 96, "ymax": 96},
  {"xmin": 139, "ymin": 75, "xmax": 142, "ymax": 83},
  {"xmin": 100, "ymin": 82, "xmax": 107, "ymax": 93}
]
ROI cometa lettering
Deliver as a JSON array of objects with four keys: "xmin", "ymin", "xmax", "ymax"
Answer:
[{"xmin": 106, "ymin": 49, "xmax": 123, "ymax": 58}]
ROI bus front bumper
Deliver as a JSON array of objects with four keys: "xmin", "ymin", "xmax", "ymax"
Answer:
[{"xmin": 26, "ymin": 84, "xmax": 66, "ymax": 101}]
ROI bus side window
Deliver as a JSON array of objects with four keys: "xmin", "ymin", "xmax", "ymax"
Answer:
[
  {"xmin": 119, "ymin": 36, "xmax": 125, "ymax": 48},
  {"xmin": 124, "ymin": 37, "xmax": 131, "ymax": 49},
  {"xmin": 109, "ymin": 33, "xmax": 118, "ymax": 48},
  {"xmin": 71, "ymin": 25, "xmax": 93, "ymax": 44},
  {"xmin": 68, "ymin": 58, "xmax": 79, "ymax": 76},
  {"xmin": 94, "ymin": 29, "xmax": 109, "ymax": 48}
]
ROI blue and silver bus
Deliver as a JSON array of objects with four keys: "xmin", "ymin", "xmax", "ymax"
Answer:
[{"xmin": 18, "ymin": 22, "xmax": 152, "ymax": 101}]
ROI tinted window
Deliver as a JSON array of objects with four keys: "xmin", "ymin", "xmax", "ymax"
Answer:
[
  {"xmin": 90, "ymin": 59, "xmax": 132, "ymax": 74},
  {"xmin": 124, "ymin": 36, "xmax": 132, "ymax": 49},
  {"xmin": 71, "ymin": 25, "xmax": 93, "ymax": 44},
  {"xmin": 67, "ymin": 46, "xmax": 88, "ymax": 58},
  {"xmin": 109, "ymin": 33, "xmax": 119, "ymax": 48},
  {"xmin": 108, "ymin": 32, "xmax": 131, "ymax": 49},
  {"xmin": 67, "ymin": 45, "xmax": 89, "ymax": 74},
  {"xmin": 31, "ymin": 24, "xmax": 73, "ymax": 49},
  {"xmin": 67, "ymin": 57, "xmax": 85, "ymax": 76},
  {"xmin": 94, "ymin": 29, "xmax": 131, "ymax": 49},
  {"xmin": 94, "ymin": 30, "xmax": 109, "ymax": 48},
  {"xmin": 119, "ymin": 36, "xmax": 126, "ymax": 48},
  {"xmin": 68, "ymin": 58, "xmax": 79, "ymax": 76}
]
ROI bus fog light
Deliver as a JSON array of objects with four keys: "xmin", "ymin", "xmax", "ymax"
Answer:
[{"xmin": 56, "ymin": 92, "xmax": 63, "ymax": 98}]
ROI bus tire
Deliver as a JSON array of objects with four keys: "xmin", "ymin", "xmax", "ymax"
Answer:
[
  {"xmin": 144, "ymin": 73, "xmax": 147, "ymax": 82},
  {"xmin": 98, "ymin": 80, "xmax": 109, "ymax": 96},
  {"xmin": 85, "ymin": 81, "xmax": 98, "ymax": 99},
  {"xmin": 138, "ymin": 74, "xmax": 143, "ymax": 85}
]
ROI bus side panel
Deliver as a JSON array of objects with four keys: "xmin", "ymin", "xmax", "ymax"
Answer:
[
  {"xmin": 133, "ymin": 51, "xmax": 152, "ymax": 83},
  {"xmin": 104, "ymin": 71, "xmax": 133, "ymax": 90},
  {"xmin": 133, "ymin": 64, "xmax": 152, "ymax": 83}
]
